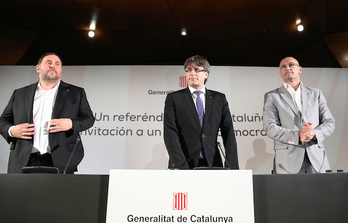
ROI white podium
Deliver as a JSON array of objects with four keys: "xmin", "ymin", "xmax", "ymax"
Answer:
[{"xmin": 106, "ymin": 170, "xmax": 254, "ymax": 223}]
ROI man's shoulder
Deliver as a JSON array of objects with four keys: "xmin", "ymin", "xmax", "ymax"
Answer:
[
  {"xmin": 60, "ymin": 81, "xmax": 84, "ymax": 91},
  {"xmin": 303, "ymin": 86, "xmax": 320, "ymax": 92},
  {"xmin": 206, "ymin": 89, "xmax": 225, "ymax": 96},
  {"xmin": 13, "ymin": 82, "xmax": 37, "ymax": 93},
  {"xmin": 205, "ymin": 89, "xmax": 228, "ymax": 101},
  {"xmin": 302, "ymin": 86, "xmax": 325, "ymax": 99},
  {"xmin": 167, "ymin": 88, "xmax": 188, "ymax": 96},
  {"xmin": 265, "ymin": 86, "xmax": 282, "ymax": 95}
]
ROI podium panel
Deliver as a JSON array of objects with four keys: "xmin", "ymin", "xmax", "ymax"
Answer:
[
  {"xmin": 0, "ymin": 174, "xmax": 108, "ymax": 223},
  {"xmin": 106, "ymin": 170, "xmax": 254, "ymax": 223},
  {"xmin": 1, "ymin": 173, "xmax": 347, "ymax": 222},
  {"xmin": 253, "ymin": 173, "xmax": 348, "ymax": 223}
]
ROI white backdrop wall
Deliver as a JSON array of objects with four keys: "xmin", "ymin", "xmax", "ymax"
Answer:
[{"xmin": 0, "ymin": 65, "xmax": 347, "ymax": 174}]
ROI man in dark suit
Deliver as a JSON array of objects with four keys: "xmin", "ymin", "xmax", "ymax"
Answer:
[
  {"xmin": 0, "ymin": 52, "xmax": 95, "ymax": 174},
  {"xmin": 164, "ymin": 55, "xmax": 239, "ymax": 169}
]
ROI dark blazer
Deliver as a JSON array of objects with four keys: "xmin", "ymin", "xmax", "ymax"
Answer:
[
  {"xmin": 164, "ymin": 87, "xmax": 238, "ymax": 169},
  {"xmin": 0, "ymin": 81, "xmax": 95, "ymax": 173}
]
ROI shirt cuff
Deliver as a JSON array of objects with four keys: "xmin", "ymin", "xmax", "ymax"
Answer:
[{"xmin": 8, "ymin": 126, "xmax": 14, "ymax": 137}]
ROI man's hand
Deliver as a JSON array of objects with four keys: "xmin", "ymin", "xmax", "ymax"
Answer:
[
  {"xmin": 300, "ymin": 122, "xmax": 315, "ymax": 143},
  {"xmin": 10, "ymin": 123, "xmax": 35, "ymax": 139},
  {"xmin": 49, "ymin": 118, "xmax": 73, "ymax": 133}
]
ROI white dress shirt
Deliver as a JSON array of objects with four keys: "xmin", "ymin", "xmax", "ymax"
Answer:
[{"xmin": 32, "ymin": 81, "xmax": 60, "ymax": 154}]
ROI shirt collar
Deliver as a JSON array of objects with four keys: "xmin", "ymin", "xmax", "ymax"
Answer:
[
  {"xmin": 37, "ymin": 81, "xmax": 61, "ymax": 91},
  {"xmin": 188, "ymin": 85, "xmax": 206, "ymax": 95},
  {"xmin": 283, "ymin": 82, "xmax": 303, "ymax": 91}
]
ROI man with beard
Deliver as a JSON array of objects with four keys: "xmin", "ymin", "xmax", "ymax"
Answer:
[
  {"xmin": 263, "ymin": 57, "xmax": 335, "ymax": 174},
  {"xmin": 0, "ymin": 52, "xmax": 95, "ymax": 174}
]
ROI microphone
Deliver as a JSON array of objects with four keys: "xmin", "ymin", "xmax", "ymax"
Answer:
[
  {"xmin": 176, "ymin": 149, "xmax": 201, "ymax": 169},
  {"xmin": 63, "ymin": 135, "xmax": 81, "ymax": 174},
  {"xmin": 217, "ymin": 142, "xmax": 231, "ymax": 169}
]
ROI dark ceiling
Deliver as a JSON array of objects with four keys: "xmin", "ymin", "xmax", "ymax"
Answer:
[{"xmin": 1, "ymin": 0, "xmax": 348, "ymax": 67}]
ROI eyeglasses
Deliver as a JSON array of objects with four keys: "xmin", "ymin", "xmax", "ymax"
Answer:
[
  {"xmin": 185, "ymin": 68, "xmax": 206, "ymax": 73},
  {"xmin": 280, "ymin": 63, "xmax": 299, "ymax": 70}
]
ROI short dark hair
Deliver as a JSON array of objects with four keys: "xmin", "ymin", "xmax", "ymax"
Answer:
[
  {"xmin": 37, "ymin": 52, "xmax": 63, "ymax": 65},
  {"xmin": 184, "ymin": 55, "xmax": 210, "ymax": 73},
  {"xmin": 184, "ymin": 55, "xmax": 210, "ymax": 84}
]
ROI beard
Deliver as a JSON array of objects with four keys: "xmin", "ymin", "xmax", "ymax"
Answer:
[{"xmin": 42, "ymin": 70, "xmax": 60, "ymax": 83}]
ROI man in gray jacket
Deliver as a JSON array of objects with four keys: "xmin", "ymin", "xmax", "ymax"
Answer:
[{"xmin": 263, "ymin": 57, "xmax": 335, "ymax": 174}]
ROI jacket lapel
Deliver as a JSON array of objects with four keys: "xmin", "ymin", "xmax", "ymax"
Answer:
[
  {"xmin": 182, "ymin": 88, "xmax": 201, "ymax": 128},
  {"xmin": 301, "ymin": 87, "xmax": 310, "ymax": 121},
  {"xmin": 52, "ymin": 81, "xmax": 69, "ymax": 119},
  {"xmin": 203, "ymin": 89, "xmax": 213, "ymax": 128},
  {"xmin": 278, "ymin": 85, "xmax": 301, "ymax": 119},
  {"xmin": 25, "ymin": 83, "xmax": 37, "ymax": 123}
]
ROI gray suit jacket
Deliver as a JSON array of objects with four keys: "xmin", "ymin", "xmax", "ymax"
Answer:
[{"xmin": 263, "ymin": 85, "xmax": 335, "ymax": 174}]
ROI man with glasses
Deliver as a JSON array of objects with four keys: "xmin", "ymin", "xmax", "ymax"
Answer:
[
  {"xmin": 263, "ymin": 57, "xmax": 335, "ymax": 174},
  {"xmin": 163, "ymin": 55, "xmax": 239, "ymax": 169}
]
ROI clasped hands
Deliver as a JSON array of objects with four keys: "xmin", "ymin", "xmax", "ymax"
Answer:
[
  {"xmin": 300, "ymin": 122, "xmax": 315, "ymax": 143},
  {"xmin": 10, "ymin": 118, "xmax": 72, "ymax": 139}
]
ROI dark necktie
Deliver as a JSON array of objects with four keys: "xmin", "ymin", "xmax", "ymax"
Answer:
[
  {"xmin": 194, "ymin": 91, "xmax": 205, "ymax": 158},
  {"xmin": 194, "ymin": 91, "xmax": 204, "ymax": 127}
]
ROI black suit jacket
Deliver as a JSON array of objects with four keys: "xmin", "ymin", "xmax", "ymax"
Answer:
[
  {"xmin": 0, "ymin": 81, "xmax": 95, "ymax": 173},
  {"xmin": 164, "ymin": 87, "xmax": 238, "ymax": 169}
]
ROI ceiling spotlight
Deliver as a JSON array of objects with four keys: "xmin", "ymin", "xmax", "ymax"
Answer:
[
  {"xmin": 90, "ymin": 20, "xmax": 96, "ymax": 30},
  {"xmin": 181, "ymin": 28, "xmax": 187, "ymax": 36},
  {"xmin": 88, "ymin": 31, "xmax": 95, "ymax": 38},
  {"xmin": 297, "ymin": 24, "xmax": 304, "ymax": 32}
]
